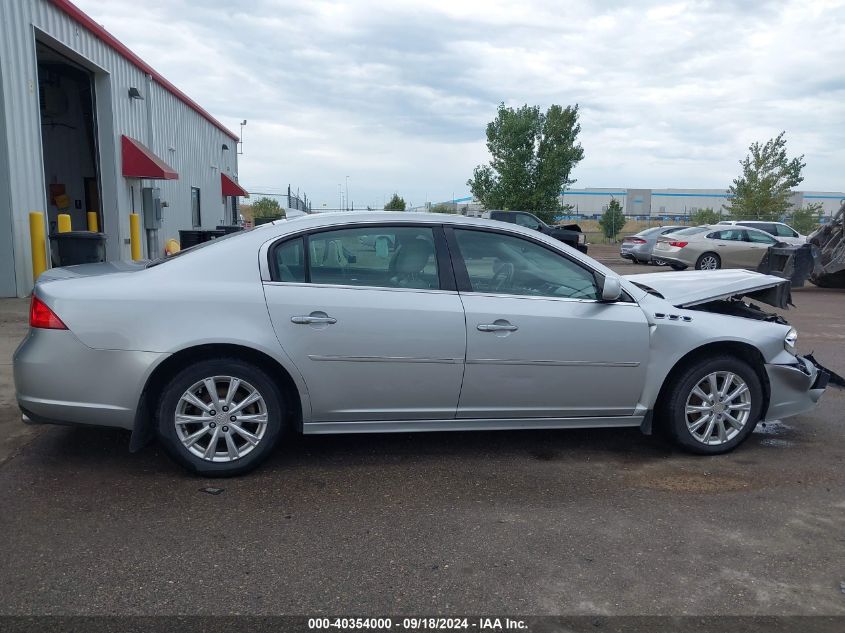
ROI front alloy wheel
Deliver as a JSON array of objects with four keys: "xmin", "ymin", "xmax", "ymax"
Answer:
[
  {"xmin": 684, "ymin": 371, "xmax": 751, "ymax": 445},
  {"xmin": 663, "ymin": 355, "xmax": 762, "ymax": 454}
]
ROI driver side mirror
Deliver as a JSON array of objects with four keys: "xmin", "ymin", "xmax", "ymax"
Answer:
[{"xmin": 601, "ymin": 276, "xmax": 623, "ymax": 302}]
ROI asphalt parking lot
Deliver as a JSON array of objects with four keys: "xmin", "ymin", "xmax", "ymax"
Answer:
[{"xmin": 1, "ymin": 247, "xmax": 844, "ymax": 616}]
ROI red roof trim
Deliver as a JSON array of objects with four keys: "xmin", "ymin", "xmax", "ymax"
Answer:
[
  {"xmin": 49, "ymin": 0, "xmax": 239, "ymax": 141},
  {"xmin": 121, "ymin": 135, "xmax": 179, "ymax": 180},
  {"xmin": 221, "ymin": 173, "xmax": 249, "ymax": 197}
]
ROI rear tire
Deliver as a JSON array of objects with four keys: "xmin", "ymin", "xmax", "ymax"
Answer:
[
  {"xmin": 695, "ymin": 252, "xmax": 721, "ymax": 270},
  {"xmin": 660, "ymin": 355, "xmax": 763, "ymax": 455},
  {"xmin": 156, "ymin": 358, "xmax": 284, "ymax": 476}
]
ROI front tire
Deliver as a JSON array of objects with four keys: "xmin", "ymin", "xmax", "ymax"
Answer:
[
  {"xmin": 661, "ymin": 355, "xmax": 763, "ymax": 455},
  {"xmin": 696, "ymin": 252, "xmax": 721, "ymax": 270},
  {"xmin": 156, "ymin": 358, "xmax": 284, "ymax": 476}
]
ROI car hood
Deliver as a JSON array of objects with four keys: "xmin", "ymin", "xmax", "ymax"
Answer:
[{"xmin": 624, "ymin": 269, "xmax": 791, "ymax": 309}]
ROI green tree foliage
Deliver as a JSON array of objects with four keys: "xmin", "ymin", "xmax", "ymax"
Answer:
[
  {"xmin": 384, "ymin": 194, "xmax": 406, "ymax": 211},
  {"xmin": 724, "ymin": 132, "xmax": 805, "ymax": 221},
  {"xmin": 430, "ymin": 203, "xmax": 456, "ymax": 214},
  {"xmin": 598, "ymin": 199, "xmax": 626, "ymax": 241},
  {"xmin": 690, "ymin": 207, "xmax": 721, "ymax": 225},
  {"xmin": 789, "ymin": 202, "xmax": 824, "ymax": 235},
  {"xmin": 251, "ymin": 197, "xmax": 284, "ymax": 219},
  {"xmin": 467, "ymin": 103, "xmax": 584, "ymax": 216}
]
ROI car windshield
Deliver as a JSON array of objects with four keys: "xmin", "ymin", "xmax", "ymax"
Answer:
[
  {"xmin": 671, "ymin": 226, "xmax": 710, "ymax": 236},
  {"xmin": 635, "ymin": 227, "xmax": 665, "ymax": 237},
  {"xmin": 145, "ymin": 226, "xmax": 257, "ymax": 267}
]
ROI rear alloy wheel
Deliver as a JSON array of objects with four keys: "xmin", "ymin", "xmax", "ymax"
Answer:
[
  {"xmin": 157, "ymin": 358, "xmax": 283, "ymax": 476},
  {"xmin": 696, "ymin": 252, "xmax": 721, "ymax": 270},
  {"xmin": 662, "ymin": 355, "xmax": 763, "ymax": 454}
]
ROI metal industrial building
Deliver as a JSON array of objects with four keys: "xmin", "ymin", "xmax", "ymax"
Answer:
[
  {"xmin": 0, "ymin": 0, "xmax": 247, "ymax": 298},
  {"xmin": 453, "ymin": 188, "xmax": 845, "ymax": 219},
  {"xmin": 560, "ymin": 188, "xmax": 845, "ymax": 218}
]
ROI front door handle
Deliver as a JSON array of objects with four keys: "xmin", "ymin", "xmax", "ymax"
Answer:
[
  {"xmin": 477, "ymin": 322, "xmax": 518, "ymax": 332},
  {"xmin": 291, "ymin": 314, "xmax": 337, "ymax": 325}
]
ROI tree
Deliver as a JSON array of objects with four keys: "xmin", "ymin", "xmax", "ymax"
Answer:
[
  {"xmin": 724, "ymin": 132, "xmax": 805, "ymax": 221},
  {"xmin": 384, "ymin": 194, "xmax": 406, "ymax": 211},
  {"xmin": 467, "ymin": 103, "xmax": 584, "ymax": 219},
  {"xmin": 690, "ymin": 207, "xmax": 721, "ymax": 225},
  {"xmin": 251, "ymin": 196, "xmax": 284, "ymax": 219},
  {"xmin": 599, "ymin": 198, "xmax": 626, "ymax": 241},
  {"xmin": 789, "ymin": 202, "xmax": 824, "ymax": 236}
]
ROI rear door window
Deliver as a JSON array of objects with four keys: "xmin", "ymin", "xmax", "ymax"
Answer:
[
  {"xmin": 710, "ymin": 229, "xmax": 744, "ymax": 241},
  {"xmin": 775, "ymin": 224, "xmax": 798, "ymax": 237},
  {"xmin": 308, "ymin": 226, "xmax": 440, "ymax": 289},
  {"xmin": 745, "ymin": 229, "xmax": 777, "ymax": 244},
  {"xmin": 272, "ymin": 237, "xmax": 305, "ymax": 282}
]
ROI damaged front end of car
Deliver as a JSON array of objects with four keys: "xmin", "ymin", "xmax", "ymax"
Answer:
[{"xmin": 626, "ymin": 268, "xmax": 844, "ymax": 421}]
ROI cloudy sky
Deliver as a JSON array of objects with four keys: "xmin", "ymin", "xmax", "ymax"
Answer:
[{"xmin": 76, "ymin": 0, "xmax": 845, "ymax": 208}]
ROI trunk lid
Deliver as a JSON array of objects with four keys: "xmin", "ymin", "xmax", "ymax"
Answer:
[
  {"xmin": 37, "ymin": 261, "xmax": 147, "ymax": 283},
  {"xmin": 624, "ymin": 269, "xmax": 791, "ymax": 308}
]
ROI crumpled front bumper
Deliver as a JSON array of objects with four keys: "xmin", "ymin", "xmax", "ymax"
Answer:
[{"xmin": 763, "ymin": 354, "xmax": 841, "ymax": 421}]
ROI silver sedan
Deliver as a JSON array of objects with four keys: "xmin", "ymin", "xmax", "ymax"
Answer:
[{"xmin": 14, "ymin": 213, "xmax": 835, "ymax": 476}]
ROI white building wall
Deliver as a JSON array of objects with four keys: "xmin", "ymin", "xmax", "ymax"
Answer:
[{"xmin": 0, "ymin": 0, "xmax": 239, "ymax": 297}]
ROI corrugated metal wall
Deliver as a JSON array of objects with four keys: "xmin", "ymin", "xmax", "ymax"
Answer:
[{"xmin": 0, "ymin": 0, "xmax": 239, "ymax": 297}]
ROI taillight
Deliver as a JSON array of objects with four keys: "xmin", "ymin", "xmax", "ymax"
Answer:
[
  {"xmin": 668, "ymin": 241, "xmax": 688, "ymax": 248},
  {"xmin": 29, "ymin": 295, "xmax": 67, "ymax": 330},
  {"xmin": 624, "ymin": 237, "xmax": 646, "ymax": 244}
]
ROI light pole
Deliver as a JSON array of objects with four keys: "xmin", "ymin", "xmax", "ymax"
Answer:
[
  {"xmin": 345, "ymin": 176, "xmax": 349, "ymax": 212},
  {"xmin": 238, "ymin": 120, "xmax": 247, "ymax": 155},
  {"xmin": 338, "ymin": 184, "xmax": 342, "ymax": 211}
]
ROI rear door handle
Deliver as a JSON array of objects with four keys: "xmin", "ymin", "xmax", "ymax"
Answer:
[
  {"xmin": 291, "ymin": 314, "xmax": 337, "ymax": 325},
  {"xmin": 477, "ymin": 323, "xmax": 518, "ymax": 332}
]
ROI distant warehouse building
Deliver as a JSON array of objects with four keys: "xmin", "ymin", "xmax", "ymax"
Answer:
[
  {"xmin": 560, "ymin": 188, "xmax": 845, "ymax": 219},
  {"xmin": 0, "ymin": 0, "xmax": 248, "ymax": 298}
]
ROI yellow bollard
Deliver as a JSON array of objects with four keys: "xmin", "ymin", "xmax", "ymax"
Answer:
[
  {"xmin": 129, "ymin": 213, "xmax": 142, "ymax": 260},
  {"xmin": 87, "ymin": 211, "xmax": 98, "ymax": 232},
  {"xmin": 29, "ymin": 212, "xmax": 48, "ymax": 281},
  {"xmin": 57, "ymin": 213, "xmax": 72, "ymax": 233}
]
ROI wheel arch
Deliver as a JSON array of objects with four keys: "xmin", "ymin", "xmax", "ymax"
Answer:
[
  {"xmin": 653, "ymin": 340, "xmax": 770, "ymax": 428},
  {"xmin": 130, "ymin": 343, "xmax": 305, "ymax": 452}
]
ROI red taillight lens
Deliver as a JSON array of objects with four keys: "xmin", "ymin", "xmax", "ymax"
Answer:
[
  {"xmin": 668, "ymin": 241, "xmax": 688, "ymax": 248},
  {"xmin": 624, "ymin": 237, "xmax": 646, "ymax": 244},
  {"xmin": 29, "ymin": 296, "xmax": 67, "ymax": 330}
]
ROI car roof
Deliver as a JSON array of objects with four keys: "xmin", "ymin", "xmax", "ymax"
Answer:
[{"xmin": 270, "ymin": 211, "xmax": 481, "ymax": 228}]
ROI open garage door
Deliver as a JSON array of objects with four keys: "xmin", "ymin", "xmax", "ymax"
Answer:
[{"xmin": 35, "ymin": 42, "xmax": 102, "ymax": 239}]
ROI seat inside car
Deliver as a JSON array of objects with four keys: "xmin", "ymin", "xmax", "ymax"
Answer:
[{"xmin": 389, "ymin": 239, "xmax": 435, "ymax": 288}]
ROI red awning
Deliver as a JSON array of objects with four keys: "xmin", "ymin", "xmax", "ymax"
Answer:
[
  {"xmin": 121, "ymin": 135, "xmax": 178, "ymax": 180},
  {"xmin": 221, "ymin": 173, "xmax": 249, "ymax": 197}
]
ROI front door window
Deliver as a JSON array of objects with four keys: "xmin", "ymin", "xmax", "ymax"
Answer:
[{"xmin": 453, "ymin": 229, "xmax": 599, "ymax": 299}]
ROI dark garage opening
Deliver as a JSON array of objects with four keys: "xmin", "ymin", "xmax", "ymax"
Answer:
[{"xmin": 36, "ymin": 41, "xmax": 103, "ymax": 237}]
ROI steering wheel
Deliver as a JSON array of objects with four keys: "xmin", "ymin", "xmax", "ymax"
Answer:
[{"xmin": 492, "ymin": 262, "xmax": 515, "ymax": 292}]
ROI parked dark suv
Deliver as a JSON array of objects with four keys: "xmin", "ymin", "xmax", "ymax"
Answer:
[{"xmin": 484, "ymin": 210, "xmax": 588, "ymax": 253}]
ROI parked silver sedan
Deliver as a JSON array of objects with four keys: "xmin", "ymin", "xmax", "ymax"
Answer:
[
  {"xmin": 619, "ymin": 225, "xmax": 685, "ymax": 267},
  {"xmin": 14, "ymin": 213, "xmax": 835, "ymax": 476}
]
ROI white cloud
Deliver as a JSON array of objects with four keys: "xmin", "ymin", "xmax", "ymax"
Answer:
[{"xmin": 75, "ymin": 0, "xmax": 845, "ymax": 205}]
